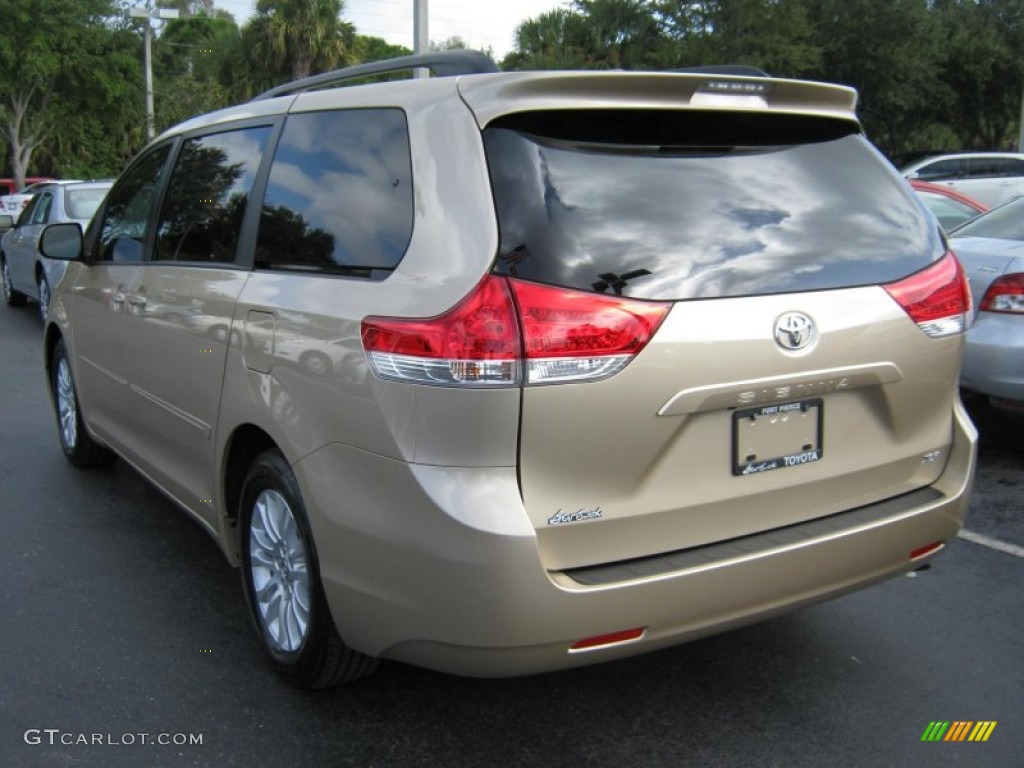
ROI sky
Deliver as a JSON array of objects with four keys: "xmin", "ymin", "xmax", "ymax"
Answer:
[{"xmin": 212, "ymin": 1, "xmax": 569, "ymax": 59}]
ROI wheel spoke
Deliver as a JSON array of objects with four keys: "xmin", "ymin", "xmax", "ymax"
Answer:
[
  {"xmin": 249, "ymin": 546, "xmax": 275, "ymax": 569},
  {"xmin": 264, "ymin": 492, "xmax": 287, "ymax": 541},
  {"xmin": 250, "ymin": 518, "xmax": 276, "ymax": 553}
]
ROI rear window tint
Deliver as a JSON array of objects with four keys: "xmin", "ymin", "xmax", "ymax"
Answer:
[
  {"xmin": 915, "ymin": 158, "xmax": 962, "ymax": 180},
  {"xmin": 485, "ymin": 118, "xmax": 943, "ymax": 300},
  {"xmin": 255, "ymin": 108, "xmax": 413, "ymax": 276}
]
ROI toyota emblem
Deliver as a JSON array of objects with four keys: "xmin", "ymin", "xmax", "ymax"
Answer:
[{"xmin": 774, "ymin": 312, "xmax": 816, "ymax": 351}]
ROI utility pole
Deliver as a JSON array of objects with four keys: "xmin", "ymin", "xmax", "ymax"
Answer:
[
  {"xmin": 413, "ymin": 0, "xmax": 428, "ymax": 78},
  {"xmin": 129, "ymin": 5, "xmax": 180, "ymax": 141},
  {"xmin": 1019, "ymin": 83, "xmax": 1024, "ymax": 152}
]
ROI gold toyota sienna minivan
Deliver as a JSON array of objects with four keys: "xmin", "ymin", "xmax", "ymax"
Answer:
[{"xmin": 36, "ymin": 52, "xmax": 977, "ymax": 689}]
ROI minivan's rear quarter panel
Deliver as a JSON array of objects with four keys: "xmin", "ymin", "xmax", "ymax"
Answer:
[
  {"xmin": 220, "ymin": 79, "xmax": 518, "ymax": 471},
  {"xmin": 519, "ymin": 287, "xmax": 964, "ymax": 571}
]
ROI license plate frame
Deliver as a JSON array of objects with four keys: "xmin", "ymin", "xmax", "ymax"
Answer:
[{"xmin": 732, "ymin": 399, "xmax": 824, "ymax": 476}]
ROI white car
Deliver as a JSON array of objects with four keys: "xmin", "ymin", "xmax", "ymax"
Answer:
[
  {"xmin": 0, "ymin": 179, "xmax": 82, "ymax": 218},
  {"xmin": 1, "ymin": 181, "xmax": 111, "ymax": 322},
  {"xmin": 902, "ymin": 152, "xmax": 1024, "ymax": 208}
]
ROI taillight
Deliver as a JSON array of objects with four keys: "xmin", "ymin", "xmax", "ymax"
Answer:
[
  {"xmin": 979, "ymin": 273, "xmax": 1024, "ymax": 314},
  {"xmin": 361, "ymin": 276, "xmax": 670, "ymax": 387},
  {"xmin": 362, "ymin": 275, "xmax": 520, "ymax": 386},
  {"xmin": 510, "ymin": 280, "xmax": 670, "ymax": 384},
  {"xmin": 883, "ymin": 252, "xmax": 970, "ymax": 337}
]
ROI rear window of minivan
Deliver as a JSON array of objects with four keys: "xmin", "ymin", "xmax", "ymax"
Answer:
[{"xmin": 485, "ymin": 111, "xmax": 943, "ymax": 300}]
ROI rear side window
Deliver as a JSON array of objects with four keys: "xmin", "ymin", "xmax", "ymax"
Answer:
[
  {"xmin": 966, "ymin": 157, "xmax": 1004, "ymax": 179},
  {"xmin": 1004, "ymin": 158, "xmax": 1024, "ymax": 176},
  {"xmin": 916, "ymin": 158, "xmax": 963, "ymax": 181},
  {"xmin": 155, "ymin": 126, "xmax": 272, "ymax": 264},
  {"xmin": 485, "ymin": 112, "xmax": 943, "ymax": 300},
  {"xmin": 30, "ymin": 192, "xmax": 54, "ymax": 225},
  {"xmin": 255, "ymin": 108, "xmax": 413, "ymax": 276}
]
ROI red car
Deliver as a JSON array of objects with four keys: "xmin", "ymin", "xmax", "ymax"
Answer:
[{"xmin": 910, "ymin": 179, "xmax": 988, "ymax": 230}]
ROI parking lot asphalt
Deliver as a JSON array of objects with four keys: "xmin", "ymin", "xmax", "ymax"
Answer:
[{"xmin": 0, "ymin": 302, "xmax": 1020, "ymax": 768}]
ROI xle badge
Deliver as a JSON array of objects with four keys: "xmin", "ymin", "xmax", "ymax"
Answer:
[{"xmin": 548, "ymin": 507, "xmax": 603, "ymax": 526}]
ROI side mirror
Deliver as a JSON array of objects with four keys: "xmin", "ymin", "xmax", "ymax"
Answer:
[
  {"xmin": 0, "ymin": 214, "xmax": 13, "ymax": 233},
  {"xmin": 40, "ymin": 222, "xmax": 84, "ymax": 261}
]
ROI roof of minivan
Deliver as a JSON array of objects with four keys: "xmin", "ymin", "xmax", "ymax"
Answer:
[{"xmin": 157, "ymin": 67, "xmax": 860, "ymax": 143}]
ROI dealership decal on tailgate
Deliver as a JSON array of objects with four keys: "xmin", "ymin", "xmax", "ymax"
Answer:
[{"xmin": 733, "ymin": 399, "xmax": 824, "ymax": 476}]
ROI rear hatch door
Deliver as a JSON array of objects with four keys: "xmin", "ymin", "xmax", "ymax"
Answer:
[{"xmin": 479, "ymin": 101, "xmax": 964, "ymax": 571}]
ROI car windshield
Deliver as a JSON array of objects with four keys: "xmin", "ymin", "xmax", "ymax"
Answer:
[{"xmin": 950, "ymin": 196, "xmax": 1024, "ymax": 241}]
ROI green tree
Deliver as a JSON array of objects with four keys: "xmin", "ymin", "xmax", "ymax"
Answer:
[
  {"xmin": 505, "ymin": 1, "xmax": 667, "ymax": 71},
  {"xmin": 354, "ymin": 35, "xmax": 412, "ymax": 64},
  {"xmin": 430, "ymin": 35, "xmax": 468, "ymax": 51},
  {"xmin": 504, "ymin": 8, "xmax": 591, "ymax": 70},
  {"xmin": 153, "ymin": 12, "xmax": 242, "ymax": 130},
  {"xmin": 43, "ymin": 21, "xmax": 146, "ymax": 178},
  {"xmin": 803, "ymin": 0, "xmax": 946, "ymax": 156},
  {"xmin": 655, "ymin": 0, "xmax": 820, "ymax": 76},
  {"xmin": 245, "ymin": 0, "xmax": 356, "ymax": 85},
  {"xmin": 0, "ymin": 0, "xmax": 121, "ymax": 187},
  {"xmin": 933, "ymin": 0, "xmax": 1024, "ymax": 149}
]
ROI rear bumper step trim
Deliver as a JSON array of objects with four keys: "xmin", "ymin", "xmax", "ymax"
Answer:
[{"xmin": 561, "ymin": 486, "xmax": 944, "ymax": 586}]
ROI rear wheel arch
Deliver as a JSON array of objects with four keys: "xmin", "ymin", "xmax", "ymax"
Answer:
[
  {"xmin": 222, "ymin": 424, "xmax": 278, "ymax": 562},
  {"xmin": 225, "ymin": 434, "xmax": 377, "ymax": 687}
]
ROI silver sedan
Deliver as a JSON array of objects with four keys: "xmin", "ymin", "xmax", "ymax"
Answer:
[
  {"xmin": 1, "ymin": 181, "xmax": 111, "ymax": 322},
  {"xmin": 950, "ymin": 197, "xmax": 1024, "ymax": 408}
]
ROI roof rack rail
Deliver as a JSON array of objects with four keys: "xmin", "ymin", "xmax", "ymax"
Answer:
[
  {"xmin": 252, "ymin": 50, "xmax": 500, "ymax": 101},
  {"xmin": 670, "ymin": 65, "xmax": 770, "ymax": 77}
]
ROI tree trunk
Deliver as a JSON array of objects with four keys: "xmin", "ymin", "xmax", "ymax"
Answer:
[{"xmin": 2, "ymin": 88, "xmax": 47, "ymax": 190}]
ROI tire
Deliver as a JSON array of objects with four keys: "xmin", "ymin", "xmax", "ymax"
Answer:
[
  {"xmin": 37, "ymin": 273, "xmax": 50, "ymax": 324},
  {"xmin": 2, "ymin": 256, "xmax": 26, "ymax": 306},
  {"xmin": 240, "ymin": 450, "xmax": 376, "ymax": 689},
  {"xmin": 51, "ymin": 338, "xmax": 116, "ymax": 467}
]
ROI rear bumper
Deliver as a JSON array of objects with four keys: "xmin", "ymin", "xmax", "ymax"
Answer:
[
  {"xmin": 961, "ymin": 311, "xmax": 1024, "ymax": 402},
  {"xmin": 296, "ymin": 402, "xmax": 976, "ymax": 678}
]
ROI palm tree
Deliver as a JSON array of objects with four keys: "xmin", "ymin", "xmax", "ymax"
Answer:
[{"xmin": 249, "ymin": 0, "xmax": 355, "ymax": 82}]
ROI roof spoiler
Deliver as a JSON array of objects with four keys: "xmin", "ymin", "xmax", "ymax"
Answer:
[
  {"xmin": 669, "ymin": 65, "xmax": 770, "ymax": 77},
  {"xmin": 252, "ymin": 50, "xmax": 500, "ymax": 101}
]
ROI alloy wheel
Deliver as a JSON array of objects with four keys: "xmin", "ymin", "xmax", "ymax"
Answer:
[
  {"xmin": 56, "ymin": 356, "xmax": 78, "ymax": 450},
  {"xmin": 248, "ymin": 489, "xmax": 311, "ymax": 653}
]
